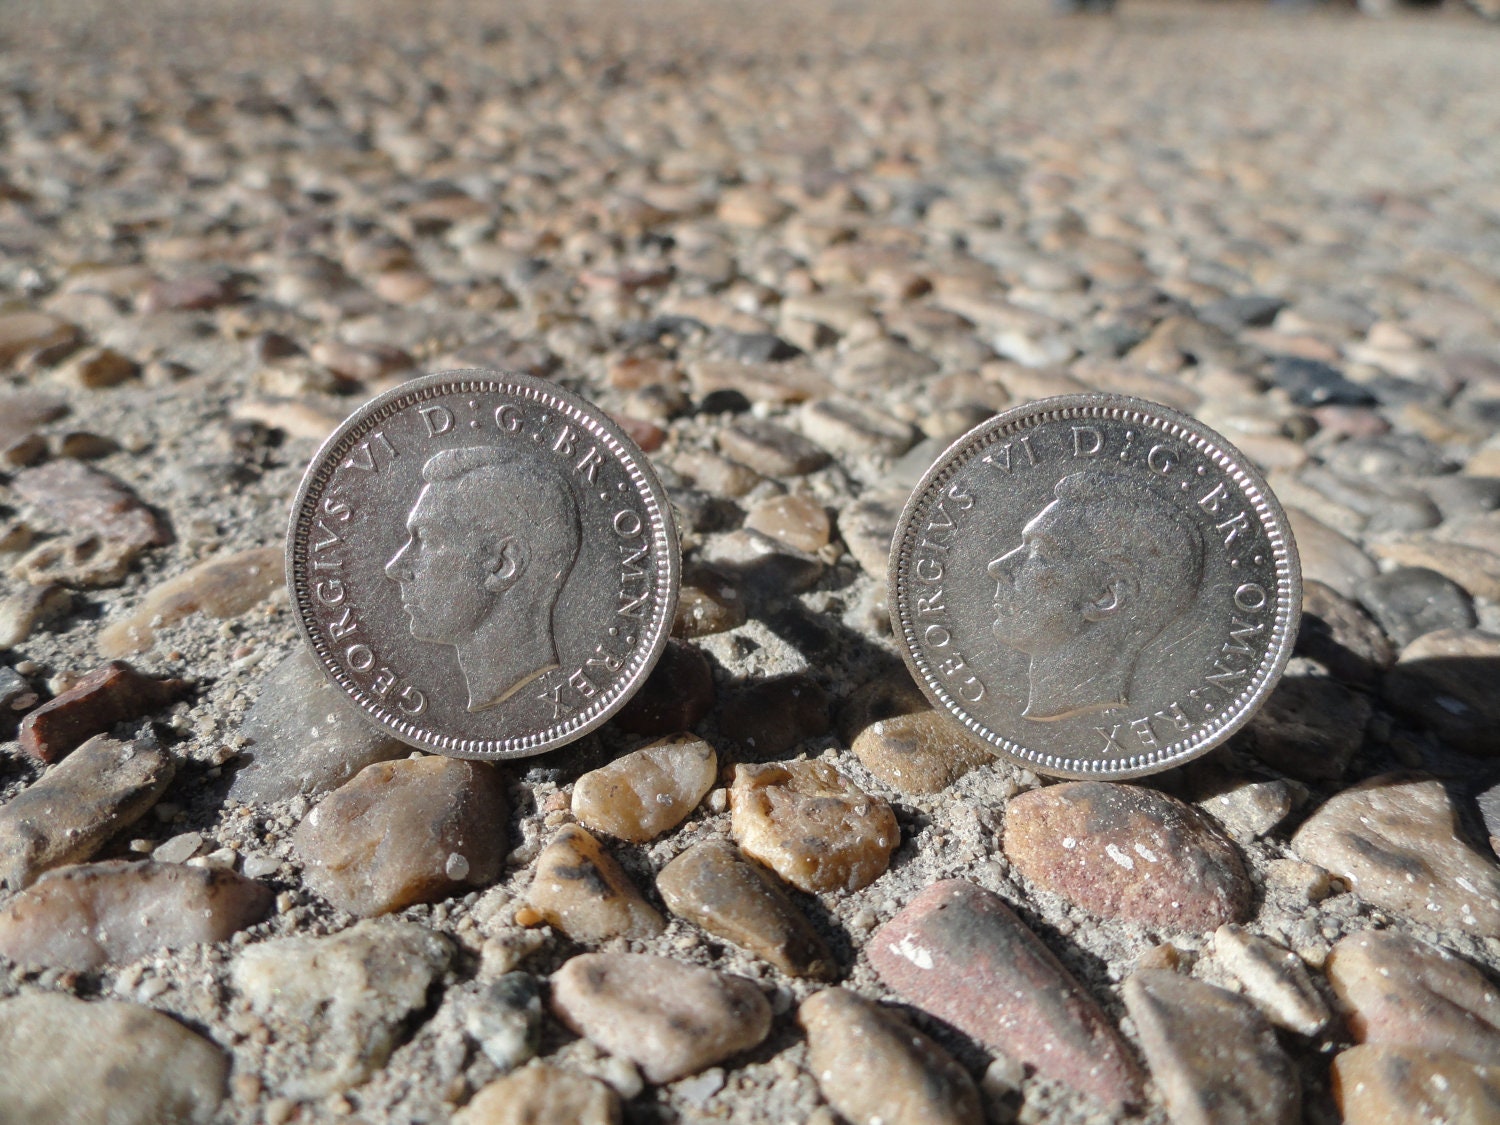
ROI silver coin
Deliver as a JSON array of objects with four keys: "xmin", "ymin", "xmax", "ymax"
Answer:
[
  {"xmin": 286, "ymin": 369, "xmax": 680, "ymax": 759},
  {"xmin": 889, "ymin": 394, "xmax": 1301, "ymax": 780}
]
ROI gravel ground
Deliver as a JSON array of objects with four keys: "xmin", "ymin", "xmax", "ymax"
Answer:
[{"xmin": 1, "ymin": 1, "xmax": 1499, "ymax": 1123}]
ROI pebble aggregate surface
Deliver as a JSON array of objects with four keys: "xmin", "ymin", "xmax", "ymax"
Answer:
[{"xmin": 1, "ymin": 0, "xmax": 1500, "ymax": 1122}]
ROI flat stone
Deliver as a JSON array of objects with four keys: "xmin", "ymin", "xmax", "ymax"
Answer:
[
  {"xmin": 1200, "ymin": 779, "xmax": 1295, "ymax": 842},
  {"xmin": 0, "ymin": 580, "xmax": 72, "ymax": 646},
  {"xmin": 309, "ymin": 339, "xmax": 412, "ymax": 382},
  {"xmin": 657, "ymin": 839, "xmax": 834, "ymax": 978},
  {"xmin": 227, "ymin": 649, "xmax": 411, "ymax": 803},
  {"xmin": 730, "ymin": 760, "xmax": 898, "ymax": 893},
  {"xmin": 869, "ymin": 879, "xmax": 1142, "ymax": 1107},
  {"xmin": 687, "ymin": 359, "xmax": 833, "ymax": 406},
  {"xmin": 57, "ymin": 345, "xmax": 138, "ymax": 388},
  {"xmin": 1296, "ymin": 580, "xmax": 1395, "ymax": 687},
  {"xmin": 550, "ymin": 952, "xmax": 772, "ymax": 1083},
  {"xmin": 720, "ymin": 674, "xmax": 831, "ymax": 759},
  {"xmin": 1285, "ymin": 506, "xmax": 1377, "ymax": 598},
  {"xmin": 454, "ymin": 1062, "xmax": 621, "ymax": 1125},
  {"xmin": 743, "ymin": 493, "xmax": 831, "ymax": 554},
  {"xmin": 572, "ymin": 734, "xmax": 717, "ymax": 843},
  {"xmin": 1383, "ymin": 629, "xmax": 1500, "ymax": 756},
  {"xmin": 525, "ymin": 824, "xmax": 664, "ymax": 942},
  {"xmin": 1003, "ymin": 782, "xmax": 1250, "ymax": 932},
  {"xmin": 232, "ymin": 919, "xmax": 451, "ymax": 1099},
  {"xmin": 0, "ymin": 390, "xmax": 68, "ymax": 458},
  {"xmin": 0, "ymin": 734, "xmax": 174, "ymax": 890},
  {"xmin": 294, "ymin": 756, "xmax": 508, "ymax": 917},
  {"xmin": 835, "ymin": 670, "xmax": 931, "ymax": 745},
  {"xmin": 1269, "ymin": 356, "xmax": 1376, "ymax": 407},
  {"xmin": 11, "ymin": 460, "xmax": 172, "ymax": 586},
  {"xmin": 1124, "ymin": 969, "xmax": 1300, "ymax": 1125},
  {"xmin": 141, "ymin": 275, "xmax": 236, "ymax": 312},
  {"xmin": 1357, "ymin": 567, "xmax": 1476, "ymax": 648},
  {"xmin": 0, "ymin": 666, "xmax": 39, "ymax": 720},
  {"xmin": 611, "ymin": 639, "xmax": 714, "ymax": 736},
  {"xmin": 851, "ymin": 708, "xmax": 995, "ymax": 796},
  {"xmin": 1234, "ymin": 670, "xmax": 1372, "ymax": 782},
  {"xmin": 18, "ymin": 660, "xmax": 191, "ymax": 763},
  {"xmin": 1332, "ymin": 1044, "xmax": 1500, "ymax": 1125},
  {"xmin": 1374, "ymin": 538, "xmax": 1500, "ymax": 602},
  {"xmin": 98, "ymin": 545, "xmax": 284, "ymax": 657},
  {"xmin": 673, "ymin": 566, "xmax": 747, "ymax": 637},
  {"xmin": 717, "ymin": 419, "xmax": 829, "ymax": 476},
  {"xmin": 463, "ymin": 973, "xmax": 543, "ymax": 1072},
  {"xmin": 837, "ymin": 490, "xmax": 908, "ymax": 581},
  {"xmin": 0, "ymin": 992, "xmax": 226, "ymax": 1125},
  {"xmin": 1326, "ymin": 929, "xmax": 1500, "ymax": 1064},
  {"xmin": 699, "ymin": 528, "xmax": 825, "ymax": 594},
  {"xmin": 1212, "ymin": 924, "xmax": 1330, "ymax": 1035},
  {"xmin": 0, "ymin": 312, "xmax": 80, "ymax": 367},
  {"xmin": 799, "ymin": 988, "xmax": 982, "ymax": 1125},
  {"xmin": 799, "ymin": 397, "xmax": 919, "ymax": 458},
  {"xmin": 0, "ymin": 860, "xmax": 272, "ymax": 970},
  {"xmin": 1292, "ymin": 773, "xmax": 1500, "ymax": 934}
]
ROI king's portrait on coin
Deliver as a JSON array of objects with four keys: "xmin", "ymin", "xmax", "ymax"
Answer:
[
  {"xmin": 987, "ymin": 467, "xmax": 1205, "ymax": 722},
  {"xmin": 384, "ymin": 446, "xmax": 582, "ymax": 713}
]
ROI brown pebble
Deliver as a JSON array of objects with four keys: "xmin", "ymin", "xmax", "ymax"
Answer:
[
  {"xmin": 1332, "ymin": 1044, "xmax": 1500, "ymax": 1125},
  {"xmin": 1296, "ymin": 579, "xmax": 1395, "ymax": 686},
  {"xmin": 141, "ymin": 276, "xmax": 236, "ymax": 312},
  {"xmin": 19, "ymin": 660, "xmax": 191, "ymax": 763},
  {"xmin": 673, "ymin": 568, "xmax": 746, "ymax": 638},
  {"xmin": 611, "ymin": 640, "xmax": 714, "ymax": 735},
  {"xmin": 527, "ymin": 824, "xmax": 664, "ymax": 942},
  {"xmin": 744, "ymin": 494, "xmax": 831, "ymax": 553},
  {"xmin": 294, "ymin": 756, "xmax": 508, "ymax": 917},
  {"xmin": 0, "ymin": 860, "xmax": 272, "ymax": 970},
  {"xmin": 57, "ymin": 346, "xmax": 138, "ymax": 388},
  {"xmin": 571, "ymin": 735, "xmax": 717, "ymax": 843},
  {"xmin": 0, "ymin": 312, "xmax": 80, "ymax": 367},
  {"xmin": 835, "ymin": 671, "xmax": 931, "ymax": 745},
  {"xmin": 730, "ymin": 760, "xmax": 898, "ymax": 893},
  {"xmin": 455, "ymin": 1062, "xmax": 621, "ymax": 1125},
  {"xmin": 1002, "ymin": 781, "xmax": 1250, "ymax": 932},
  {"xmin": 717, "ymin": 419, "xmax": 830, "ymax": 476},
  {"xmin": 800, "ymin": 988, "xmax": 982, "ymax": 1125},
  {"xmin": 1235, "ymin": 672, "xmax": 1372, "ymax": 782},
  {"xmin": 721, "ymin": 674, "xmax": 831, "ymax": 759},
  {"xmin": 851, "ymin": 709, "xmax": 994, "ymax": 796},
  {"xmin": 657, "ymin": 839, "xmax": 834, "ymax": 978}
]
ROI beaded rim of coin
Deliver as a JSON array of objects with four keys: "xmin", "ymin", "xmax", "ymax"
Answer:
[
  {"xmin": 889, "ymin": 393, "xmax": 1302, "ymax": 780},
  {"xmin": 286, "ymin": 369, "xmax": 680, "ymax": 759}
]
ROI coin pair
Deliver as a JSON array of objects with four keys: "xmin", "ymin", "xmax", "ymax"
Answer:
[{"xmin": 288, "ymin": 372, "xmax": 1299, "ymax": 779}]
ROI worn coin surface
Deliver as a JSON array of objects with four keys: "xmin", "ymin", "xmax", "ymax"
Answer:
[
  {"xmin": 286, "ymin": 369, "xmax": 680, "ymax": 759},
  {"xmin": 889, "ymin": 394, "xmax": 1301, "ymax": 780}
]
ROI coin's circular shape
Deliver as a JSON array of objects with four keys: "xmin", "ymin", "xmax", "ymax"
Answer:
[
  {"xmin": 286, "ymin": 369, "xmax": 680, "ymax": 759},
  {"xmin": 889, "ymin": 394, "xmax": 1301, "ymax": 780}
]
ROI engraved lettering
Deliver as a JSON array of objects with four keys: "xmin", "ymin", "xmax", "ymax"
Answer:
[
  {"xmin": 495, "ymin": 404, "xmax": 521, "ymax": 432},
  {"xmin": 398, "ymin": 686, "xmax": 427, "ymax": 715},
  {"xmin": 311, "ymin": 557, "xmax": 342, "ymax": 571},
  {"xmin": 312, "ymin": 519, "xmax": 342, "ymax": 552},
  {"xmin": 618, "ymin": 589, "xmax": 651, "ymax": 619},
  {"xmin": 346, "ymin": 643, "xmax": 375, "ymax": 671},
  {"xmin": 958, "ymin": 677, "xmax": 985, "ymax": 703},
  {"xmin": 586, "ymin": 645, "xmax": 624, "ymax": 674},
  {"xmin": 1198, "ymin": 481, "xmax": 1229, "ymax": 515},
  {"xmin": 984, "ymin": 435, "xmax": 1036, "ymax": 472},
  {"xmin": 947, "ymin": 481, "xmax": 974, "ymax": 509},
  {"xmin": 568, "ymin": 668, "xmax": 599, "ymax": 698},
  {"xmin": 1223, "ymin": 617, "xmax": 1266, "ymax": 656},
  {"xmin": 420, "ymin": 405, "xmax": 454, "ymax": 436},
  {"xmin": 1205, "ymin": 658, "xmax": 1249, "ymax": 692},
  {"xmin": 343, "ymin": 430, "xmax": 396, "ymax": 472},
  {"xmin": 371, "ymin": 667, "xmax": 397, "ymax": 697},
  {"xmin": 1154, "ymin": 702, "xmax": 1192, "ymax": 731},
  {"xmin": 619, "ymin": 541, "xmax": 649, "ymax": 583},
  {"xmin": 1216, "ymin": 510, "xmax": 1251, "ymax": 545},
  {"xmin": 936, "ymin": 653, "xmax": 985, "ymax": 703},
  {"xmin": 322, "ymin": 494, "xmax": 351, "ymax": 521},
  {"xmin": 1096, "ymin": 724, "xmax": 1125, "ymax": 753},
  {"xmin": 1234, "ymin": 583, "xmax": 1268, "ymax": 612},
  {"xmin": 539, "ymin": 679, "xmax": 574, "ymax": 720},
  {"xmin": 1072, "ymin": 427, "xmax": 1104, "ymax": 457},
  {"xmin": 613, "ymin": 509, "xmax": 644, "ymax": 537},
  {"xmin": 328, "ymin": 607, "xmax": 357, "ymax": 639},
  {"xmin": 315, "ymin": 578, "xmax": 345, "ymax": 607},
  {"xmin": 924, "ymin": 624, "xmax": 951, "ymax": 647},
  {"xmin": 915, "ymin": 591, "xmax": 945, "ymax": 616},
  {"xmin": 919, "ymin": 501, "xmax": 956, "ymax": 552},
  {"xmin": 914, "ymin": 557, "xmax": 943, "ymax": 583},
  {"xmin": 552, "ymin": 424, "xmax": 577, "ymax": 458},
  {"xmin": 1147, "ymin": 443, "xmax": 1176, "ymax": 474},
  {"xmin": 1130, "ymin": 717, "xmax": 1158, "ymax": 747},
  {"xmin": 372, "ymin": 431, "xmax": 397, "ymax": 460},
  {"xmin": 575, "ymin": 446, "xmax": 604, "ymax": 483}
]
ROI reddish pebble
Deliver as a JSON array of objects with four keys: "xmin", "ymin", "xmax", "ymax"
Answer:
[
  {"xmin": 18, "ymin": 660, "xmax": 191, "ymax": 763},
  {"xmin": 141, "ymin": 276, "xmax": 236, "ymax": 312},
  {"xmin": 609, "ymin": 413, "xmax": 667, "ymax": 453}
]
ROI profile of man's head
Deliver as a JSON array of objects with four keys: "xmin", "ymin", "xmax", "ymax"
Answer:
[
  {"xmin": 385, "ymin": 447, "xmax": 582, "ymax": 711},
  {"xmin": 987, "ymin": 467, "xmax": 1205, "ymax": 720}
]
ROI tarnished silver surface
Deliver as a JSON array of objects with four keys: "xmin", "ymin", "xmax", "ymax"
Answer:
[
  {"xmin": 890, "ymin": 394, "xmax": 1301, "ymax": 780},
  {"xmin": 287, "ymin": 370, "xmax": 679, "ymax": 759}
]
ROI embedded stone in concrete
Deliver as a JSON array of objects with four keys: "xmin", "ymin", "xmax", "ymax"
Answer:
[
  {"xmin": 525, "ymin": 824, "xmax": 664, "ymax": 943},
  {"xmin": 1332, "ymin": 1044, "xmax": 1500, "ymax": 1125},
  {"xmin": 571, "ymin": 734, "xmax": 717, "ymax": 843},
  {"xmin": 18, "ymin": 660, "xmax": 191, "ymax": 763},
  {"xmin": 851, "ymin": 708, "xmax": 995, "ymax": 796},
  {"xmin": 454, "ymin": 1062, "xmax": 622, "ymax": 1125},
  {"xmin": 1212, "ymin": 924, "xmax": 1330, "ymax": 1036},
  {"xmin": 1382, "ymin": 628, "xmax": 1500, "ymax": 757}
]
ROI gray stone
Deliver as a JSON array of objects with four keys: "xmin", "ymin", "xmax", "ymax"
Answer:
[
  {"xmin": 0, "ymin": 992, "xmax": 226, "ymax": 1125},
  {"xmin": 0, "ymin": 734, "xmax": 174, "ymax": 890},
  {"xmin": 1284, "ymin": 506, "xmax": 1377, "ymax": 598},
  {"xmin": 717, "ymin": 419, "xmax": 829, "ymax": 476},
  {"xmin": 1296, "ymin": 580, "xmax": 1395, "ymax": 687},
  {"xmin": 1358, "ymin": 567, "xmax": 1477, "ymax": 647},
  {"xmin": 1235, "ymin": 669, "xmax": 1372, "ymax": 782},
  {"xmin": 1383, "ymin": 628, "xmax": 1500, "ymax": 756},
  {"xmin": 232, "ymin": 919, "xmax": 452, "ymax": 1098},
  {"xmin": 463, "ymin": 973, "xmax": 543, "ymax": 1073},
  {"xmin": 0, "ymin": 583, "xmax": 72, "ymax": 648},
  {"xmin": 837, "ymin": 489, "xmax": 908, "ymax": 580},
  {"xmin": 1199, "ymin": 779, "xmax": 1295, "ymax": 842},
  {"xmin": 1124, "ymin": 969, "xmax": 1300, "ymax": 1125},
  {"xmin": 228, "ymin": 649, "xmax": 410, "ymax": 803},
  {"xmin": 799, "ymin": 397, "xmax": 918, "ymax": 458}
]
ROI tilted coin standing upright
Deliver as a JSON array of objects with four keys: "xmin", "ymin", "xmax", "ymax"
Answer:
[
  {"xmin": 286, "ymin": 369, "xmax": 679, "ymax": 759},
  {"xmin": 890, "ymin": 394, "xmax": 1301, "ymax": 780}
]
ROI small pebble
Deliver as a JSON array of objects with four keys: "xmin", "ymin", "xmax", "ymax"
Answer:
[
  {"xmin": 851, "ymin": 709, "xmax": 995, "ymax": 796},
  {"xmin": 1357, "ymin": 566, "xmax": 1477, "ymax": 647},
  {"xmin": 571, "ymin": 734, "xmax": 717, "ymax": 843},
  {"xmin": 462, "ymin": 973, "xmax": 543, "ymax": 1073},
  {"xmin": 17, "ymin": 660, "xmax": 190, "ymax": 763},
  {"xmin": 1200, "ymin": 779, "xmax": 1294, "ymax": 841},
  {"xmin": 611, "ymin": 640, "xmax": 715, "ymax": 735},
  {"xmin": 454, "ymin": 1062, "xmax": 621, "ymax": 1125},
  {"xmin": 1332, "ymin": 1044, "xmax": 1500, "ymax": 1125},
  {"xmin": 526, "ymin": 824, "xmax": 664, "ymax": 942},
  {"xmin": 1382, "ymin": 628, "xmax": 1500, "ymax": 756},
  {"xmin": 720, "ymin": 674, "xmax": 831, "ymax": 759},
  {"xmin": 1212, "ymin": 925, "xmax": 1330, "ymax": 1036},
  {"xmin": 730, "ymin": 760, "xmax": 898, "ymax": 893},
  {"xmin": 1234, "ymin": 670, "xmax": 1371, "ymax": 782},
  {"xmin": 717, "ymin": 419, "xmax": 830, "ymax": 476},
  {"xmin": 743, "ymin": 493, "xmax": 831, "ymax": 554}
]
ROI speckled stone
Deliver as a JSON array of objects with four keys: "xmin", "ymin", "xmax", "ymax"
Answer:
[
  {"xmin": 799, "ymin": 988, "xmax": 982, "ymax": 1125},
  {"xmin": 1292, "ymin": 773, "xmax": 1500, "ymax": 934},
  {"xmin": 657, "ymin": 839, "xmax": 834, "ymax": 978},
  {"xmin": 869, "ymin": 879, "xmax": 1142, "ymax": 1107},
  {"xmin": 0, "ymin": 735, "xmax": 174, "ymax": 890},
  {"xmin": 525, "ymin": 824, "xmax": 664, "ymax": 942},
  {"xmin": 1003, "ymin": 782, "xmax": 1250, "ymax": 932},
  {"xmin": 1199, "ymin": 779, "xmax": 1295, "ymax": 842},
  {"xmin": 1124, "ymin": 969, "xmax": 1300, "ymax": 1125},
  {"xmin": 743, "ymin": 493, "xmax": 832, "ymax": 554},
  {"xmin": 850, "ymin": 709, "xmax": 994, "ymax": 796},
  {"xmin": 1382, "ymin": 628, "xmax": 1500, "ymax": 756},
  {"xmin": 1296, "ymin": 580, "xmax": 1395, "ymax": 687},
  {"xmin": 0, "ymin": 992, "xmax": 227, "ymax": 1125},
  {"xmin": 1326, "ymin": 930, "xmax": 1500, "ymax": 1064},
  {"xmin": 1212, "ymin": 925, "xmax": 1330, "ymax": 1036},
  {"xmin": 1357, "ymin": 567, "xmax": 1477, "ymax": 648},
  {"xmin": 454, "ymin": 1062, "xmax": 621, "ymax": 1125},
  {"xmin": 1234, "ymin": 671, "xmax": 1372, "ymax": 782},
  {"xmin": 232, "ymin": 919, "xmax": 452, "ymax": 1099},
  {"xmin": 718, "ymin": 418, "xmax": 829, "ymax": 476},
  {"xmin": 1332, "ymin": 1044, "xmax": 1500, "ymax": 1125},
  {"xmin": 837, "ymin": 490, "xmax": 907, "ymax": 580},
  {"xmin": 9, "ymin": 460, "xmax": 172, "ymax": 587},
  {"xmin": 551, "ymin": 952, "xmax": 772, "ymax": 1083},
  {"xmin": 572, "ymin": 735, "xmax": 717, "ymax": 843},
  {"xmin": 730, "ymin": 760, "xmax": 898, "ymax": 893},
  {"xmin": 673, "ymin": 566, "xmax": 746, "ymax": 637},
  {"xmin": 799, "ymin": 397, "xmax": 919, "ymax": 458},
  {"xmin": 294, "ymin": 755, "xmax": 508, "ymax": 917},
  {"xmin": 0, "ymin": 861, "xmax": 272, "ymax": 970}
]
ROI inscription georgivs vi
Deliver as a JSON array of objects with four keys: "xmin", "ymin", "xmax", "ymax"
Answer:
[
  {"xmin": 890, "ymin": 395, "xmax": 1300, "ymax": 780},
  {"xmin": 287, "ymin": 370, "xmax": 679, "ymax": 759}
]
